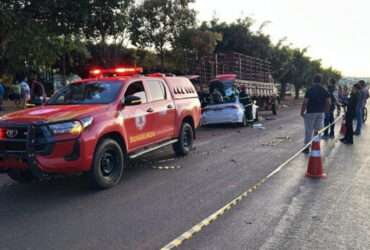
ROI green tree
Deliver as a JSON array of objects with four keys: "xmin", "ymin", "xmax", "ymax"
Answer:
[
  {"xmin": 85, "ymin": 0, "xmax": 133, "ymax": 45},
  {"xmin": 129, "ymin": 0, "xmax": 196, "ymax": 70}
]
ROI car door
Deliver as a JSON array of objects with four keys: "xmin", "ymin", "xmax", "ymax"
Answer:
[
  {"xmin": 121, "ymin": 81, "xmax": 156, "ymax": 151},
  {"xmin": 145, "ymin": 79, "xmax": 176, "ymax": 141}
]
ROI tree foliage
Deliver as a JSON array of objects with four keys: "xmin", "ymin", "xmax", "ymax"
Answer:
[
  {"xmin": 0, "ymin": 0, "xmax": 342, "ymax": 95},
  {"xmin": 129, "ymin": 0, "xmax": 196, "ymax": 69}
]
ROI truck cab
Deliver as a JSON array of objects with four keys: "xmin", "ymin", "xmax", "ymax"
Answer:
[{"xmin": 0, "ymin": 67, "xmax": 201, "ymax": 189}]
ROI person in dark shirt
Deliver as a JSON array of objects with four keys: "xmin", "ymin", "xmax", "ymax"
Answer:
[
  {"xmin": 239, "ymin": 85, "xmax": 253, "ymax": 122},
  {"xmin": 323, "ymin": 79, "xmax": 338, "ymax": 139},
  {"xmin": 301, "ymin": 74, "xmax": 331, "ymax": 153},
  {"xmin": 341, "ymin": 84, "xmax": 361, "ymax": 144}
]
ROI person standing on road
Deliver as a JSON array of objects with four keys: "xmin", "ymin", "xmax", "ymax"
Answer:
[
  {"xmin": 354, "ymin": 81, "xmax": 366, "ymax": 135},
  {"xmin": 20, "ymin": 76, "xmax": 31, "ymax": 108},
  {"xmin": 359, "ymin": 80, "xmax": 369, "ymax": 121},
  {"xmin": 323, "ymin": 79, "xmax": 338, "ymax": 139},
  {"xmin": 301, "ymin": 74, "xmax": 331, "ymax": 153},
  {"xmin": 239, "ymin": 85, "xmax": 253, "ymax": 122},
  {"xmin": 341, "ymin": 84, "xmax": 361, "ymax": 144}
]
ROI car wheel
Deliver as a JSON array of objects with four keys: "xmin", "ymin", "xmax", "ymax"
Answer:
[
  {"xmin": 8, "ymin": 169, "xmax": 36, "ymax": 183},
  {"xmin": 173, "ymin": 122, "xmax": 194, "ymax": 156},
  {"xmin": 89, "ymin": 139, "xmax": 124, "ymax": 189}
]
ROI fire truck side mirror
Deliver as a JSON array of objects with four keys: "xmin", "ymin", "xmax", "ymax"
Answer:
[{"xmin": 123, "ymin": 95, "xmax": 142, "ymax": 106}]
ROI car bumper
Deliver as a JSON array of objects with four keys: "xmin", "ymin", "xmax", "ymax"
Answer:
[
  {"xmin": 0, "ymin": 139, "xmax": 92, "ymax": 174},
  {"xmin": 201, "ymin": 110, "xmax": 244, "ymax": 125},
  {"xmin": 0, "ymin": 122, "xmax": 95, "ymax": 174}
]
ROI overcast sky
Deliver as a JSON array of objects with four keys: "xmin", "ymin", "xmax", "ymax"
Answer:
[{"xmin": 193, "ymin": 0, "xmax": 369, "ymax": 77}]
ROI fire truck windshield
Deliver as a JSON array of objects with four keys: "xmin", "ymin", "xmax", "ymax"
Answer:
[{"xmin": 47, "ymin": 81, "xmax": 122, "ymax": 105}]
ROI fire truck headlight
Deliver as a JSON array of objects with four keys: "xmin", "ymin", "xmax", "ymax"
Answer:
[
  {"xmin": 80, "ymin": 117, "xmax": 94, "ymax": 129},
  {"xmin": 49, "ymin": 121, "xmax": 83, "ymax": 136}
]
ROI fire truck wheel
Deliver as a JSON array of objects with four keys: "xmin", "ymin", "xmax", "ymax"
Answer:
[
  {"xmin": 8, "ymin": 169, "xmax": 36, "ymax": 183},
  {"xmin": 89, "ymin": 139, "xmax": 124, "ymax": 189},
  {"xmin": 173, "ymin": 122, "xmax": 194, "ymax": 156}
]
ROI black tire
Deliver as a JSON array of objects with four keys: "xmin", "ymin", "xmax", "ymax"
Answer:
[
  {"xmin": 8, "ymin": 169, "xmax": 36, "ymax": 183},
  {"xmin": 173, "ymin": 122, "xmax": 194, "ymax": 156},
  {"xmin": 89, "ymin": 139, "xmax": 124, "ymax": 189}
]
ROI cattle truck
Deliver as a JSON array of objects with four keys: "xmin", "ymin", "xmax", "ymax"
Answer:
[{"xmin": 193, "ymin": 52, "xmax": 278, "ymax": 115}]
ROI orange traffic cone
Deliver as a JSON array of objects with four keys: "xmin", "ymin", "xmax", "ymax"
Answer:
[{"xmin": 306, "ymin": 135, "xmax": 327, "ymax": 178}]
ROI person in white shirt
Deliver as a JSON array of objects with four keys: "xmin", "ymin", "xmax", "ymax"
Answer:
[{"xmin": 20, "ymin": 77, "xmax": 31, "ymax": 108}]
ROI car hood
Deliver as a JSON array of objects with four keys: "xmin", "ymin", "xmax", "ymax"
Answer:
[{"xmin": 0, "ymin": 105, "xmax": 108, "ymax": 124}]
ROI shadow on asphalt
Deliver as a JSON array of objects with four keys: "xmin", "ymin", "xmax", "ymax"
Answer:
[{"xmin": 0, "ymin": 148, "xmax": 179, "ymax": 199}]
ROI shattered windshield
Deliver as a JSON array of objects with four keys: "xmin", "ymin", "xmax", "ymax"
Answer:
[{"xmin": 209, "ymin": 80, "xmax": 239, "ymax": 104}]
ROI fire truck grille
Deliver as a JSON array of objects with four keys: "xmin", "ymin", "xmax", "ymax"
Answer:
[{"xmin": 0, "ymin": 126, "xmax": 50, "ymax": 154}]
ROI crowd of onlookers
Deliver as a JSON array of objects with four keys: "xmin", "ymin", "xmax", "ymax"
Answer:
[
  {"xmin": 301, "ymin": 74, "xmax": 368, "ymax": 152},
  {"xmin": 0, "ymin": 75, "xmax": 46, "ymax": 111}
]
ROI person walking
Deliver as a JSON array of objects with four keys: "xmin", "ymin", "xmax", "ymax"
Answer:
[
  {"xmin": 323, "ymin": 79, "xmax": 337, "ymax": 139},
  {"xmin": 301, "ymin": 74, "xmax": 331, "ymax": 153},
  {"xmin": 341, "ymin": 84, "xmax": 361, "ymax": 144}
]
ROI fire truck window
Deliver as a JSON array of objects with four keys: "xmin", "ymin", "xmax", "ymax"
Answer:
[
  {"xmin": 125, "ymin": 81, "xmax": 147, "ymax": 103},
  {"xmin": 147, "ymin": 80, "xmax": 166, "ymax": 102}
]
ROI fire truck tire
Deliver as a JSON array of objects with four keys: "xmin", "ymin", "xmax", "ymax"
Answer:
[
  {"xmin": 173, "ymin": 122, "xmax": 194, "ymax": 156},
  {"xmin": 8, "ymin": 169, "xmax": 36, "ymax": 183},
  {"xmin": 89, "ymin": 139, "xmax": 124, "ymax": 189}
]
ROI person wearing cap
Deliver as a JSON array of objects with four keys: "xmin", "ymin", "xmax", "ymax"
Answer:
[{"xmin": 301, "ymin": 74, "xmax": 331, "ymax": 153}]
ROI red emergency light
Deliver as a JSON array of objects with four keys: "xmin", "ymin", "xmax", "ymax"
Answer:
[
  {"xmin": 89, "ymin": 67, "xmax": 143, "ymax": 77},
  {"xmin": 146, "ymin": 73, "xmax": 166, "ymax": 77},
  {"xmin": 0, "ymin": 128, "xmax": 5, "ymax": 140},
  {"xmin": 90, "ymin": 69, "xmax": 102, "ymax": 76}
]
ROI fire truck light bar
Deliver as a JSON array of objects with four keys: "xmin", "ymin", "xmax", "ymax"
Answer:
[{"xmin": 89, "ymin": 67, "xmax": 143, "ymax": 77}]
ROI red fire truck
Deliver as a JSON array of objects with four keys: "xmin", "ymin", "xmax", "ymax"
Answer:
[{"xmin": 0, "ymin": 67, "xmax": 201, "ymax": 189}]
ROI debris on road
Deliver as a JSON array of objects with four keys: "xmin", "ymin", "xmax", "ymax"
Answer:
[
  {"xmin": 262, "ymin": 136, "xmax": 292, "ymax": 147},
  {"xmin": 253, "ymin": 123, "xmax": 265, "ymax": 129}
]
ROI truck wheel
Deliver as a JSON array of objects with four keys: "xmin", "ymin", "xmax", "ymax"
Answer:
[
  {"xmin": 89, "ymin": 139, "xmax": 124, "ymax": 189},
  {"xmin": 173, "ymin": 122, "xmax": 194, "ymax": 156},
  {"xmin": 8, "ymin": 169, "xmax": 36, "ymax": 183}
]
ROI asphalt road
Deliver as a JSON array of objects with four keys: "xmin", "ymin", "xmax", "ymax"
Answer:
[{"xmin": 1, "ymin": 105, "xmax": 368, "ymax": 250}]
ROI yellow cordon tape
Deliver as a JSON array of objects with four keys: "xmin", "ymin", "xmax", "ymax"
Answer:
[{"xmin": 160, "ymin": 115, "xmax": 344, "ymax": 250}]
